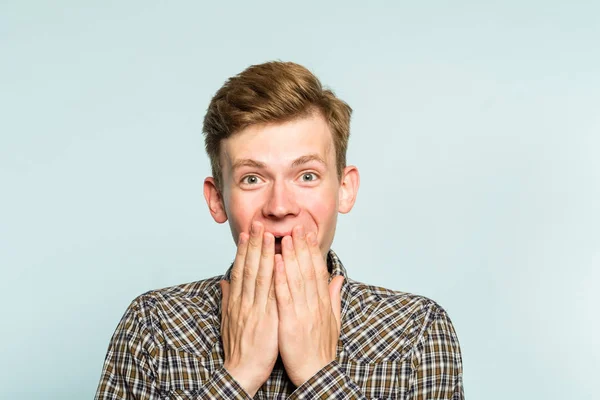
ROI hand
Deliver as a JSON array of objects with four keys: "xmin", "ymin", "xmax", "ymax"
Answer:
[
  {"xmin": 274, "ymin": 225, "xmax": 345, "ymax": 387},
  {"xmin": 220, "ymin": 221, "xmax": 279, "ymax": 397}
]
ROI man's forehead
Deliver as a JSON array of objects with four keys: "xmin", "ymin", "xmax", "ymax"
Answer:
[
  {"xmin": 220, "ymin": 116, "xmax": 335, "ymax": 171},
  {"xmin": 229, "ymin": 153, "xmax": 328, "ymax": 172}
]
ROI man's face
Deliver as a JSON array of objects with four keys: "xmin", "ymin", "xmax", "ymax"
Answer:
[{"xmin": 204, "ymin": 112, "xmax": 359, "ymax": 259}]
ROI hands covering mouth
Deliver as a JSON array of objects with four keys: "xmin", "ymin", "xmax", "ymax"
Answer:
[{"xmin": 219, "ymin": 221, "xmax": 344, "ymax": 397}]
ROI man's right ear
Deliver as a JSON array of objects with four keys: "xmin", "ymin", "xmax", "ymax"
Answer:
[{"xmin": 203, "ymin": 177, "xmax": 228, "ymax": 224}]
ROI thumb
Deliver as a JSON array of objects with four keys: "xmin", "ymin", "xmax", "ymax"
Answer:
[{"xmin": 328, "ymin": 276, "xmax": 345, "ymax": 328}]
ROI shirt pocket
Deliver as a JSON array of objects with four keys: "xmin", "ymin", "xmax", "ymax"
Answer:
[
  {"xmin": 342, "ymin": 359, "xmax": 400, "ymax": 399},
  {"xmin": 156, "ymin": 346, "xmax": 215, "ymax": 394}
]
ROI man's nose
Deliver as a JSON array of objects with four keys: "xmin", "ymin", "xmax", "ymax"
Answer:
[{"xmin": 262, "ymin": 180, "xmax": 300, "ymax": 219}]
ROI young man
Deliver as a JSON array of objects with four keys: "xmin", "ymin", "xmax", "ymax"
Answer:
[{"xmin": 95, "ymin": 61, "xmax": 464, "ymax": 399}]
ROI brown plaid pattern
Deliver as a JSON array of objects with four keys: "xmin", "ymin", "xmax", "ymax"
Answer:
[{"xmin": 96, "ymin": 250, "xmax": 464, "ymax": 399}]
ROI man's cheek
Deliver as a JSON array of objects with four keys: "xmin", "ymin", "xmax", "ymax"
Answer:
[
  {"xmin": 228, "ymin": 195, "xmax": 258, "ymax": 225},
  {"xmin": 309, "ymin": 198, "xmax": 337, "ymax": 226}
]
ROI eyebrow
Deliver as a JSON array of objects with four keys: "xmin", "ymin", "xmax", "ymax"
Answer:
[
  {"xmin": 291, "ymin": 153, "xmax": 327, "ymax": 168},
  {"xmin": 231, "ymin": 159, "xmax": 266, "ymax": 171},
  {"xmin": 231, "ymin": 153, "xmax": 327, "ymax": 172}
]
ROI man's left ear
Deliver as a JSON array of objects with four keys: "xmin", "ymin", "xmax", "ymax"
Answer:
[{"xmin": 338, "ymin": 165, "xmax": 360, "ymax": 214}]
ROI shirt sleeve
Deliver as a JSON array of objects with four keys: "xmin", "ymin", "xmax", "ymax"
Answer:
[
  {"xmin": 408, "ymin": 310, "xmax": 464, "ymax": 400},
  {"xmin": 94, "ymin": 299, "xmax": 252, "ymax": 400},
  {"xmin": 287, "ymin": 360, "xmax": 368, "ymax": 400}
]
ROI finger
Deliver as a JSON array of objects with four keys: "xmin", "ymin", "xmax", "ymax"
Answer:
[
  {"xmin": 219, "ymin": 280, "xmax": 230, "ymax": 343},
  {"xmin": 292, "ymin": 226, "xmax": 318, "ymax": 310},
  {"xmin": 306, "ymin": 231, "xmax": 331, "ymax": 305},
  {"xmin": 274, "ymin": 253, "xmax": 293, "ymax": 317},
  {"xmin": 229, "ymin": 232, "xmax": 249, "ymax": 301},
  {"xmin": 242, "ymin": 221, "xmax": 264, "ymax": 305},
  {"xmin": 254, "ymin": 231, "xmax": 275, "ymax": 307},
  {"xmin": 267, "ymin": 277, "xmax": 278, "ymax": 316},
  {"xmin": 220, "ymin": 280, "xmax": 230, "ymax": 319},
  {"xmin": 281, "ymin": 234, "xmax": 306, "ymax": 306},
  {"xmin": 329, "ymin": 275, "xmax": 345, "ymax": 329}
]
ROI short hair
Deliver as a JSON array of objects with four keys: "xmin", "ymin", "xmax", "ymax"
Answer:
[{"xmin": 203, "ymin": 61, "xmax": 352, "ymax": 191}]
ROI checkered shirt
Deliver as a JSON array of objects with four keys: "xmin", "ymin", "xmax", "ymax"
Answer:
[{"xmin": 95, "ymin": 250, "xmax": 464, "ymax": 399}]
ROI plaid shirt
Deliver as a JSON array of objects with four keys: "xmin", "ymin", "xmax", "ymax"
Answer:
[{"xmin": 96, "ymin": 250, "xmax": 464, "ymax": 399}]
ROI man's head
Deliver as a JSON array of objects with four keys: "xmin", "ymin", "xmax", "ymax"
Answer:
[{"xmin": 202, "ymin": 61, "xmax": 359, "ymax": 258}]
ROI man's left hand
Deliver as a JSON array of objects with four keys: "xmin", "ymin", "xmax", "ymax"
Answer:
[{"xmin": 274, "ymin": 225, "xmax": 345, "ymax": 387}]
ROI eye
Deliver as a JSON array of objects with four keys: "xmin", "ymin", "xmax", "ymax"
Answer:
[
  {"xmin": 241, "ymin": 175, "xmax": 261, "ymax": 185},
  {"xmin": 300, "ymin": 172, "xmax": 318, "ymax": 182}
]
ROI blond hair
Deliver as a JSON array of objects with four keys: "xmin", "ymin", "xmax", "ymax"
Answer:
[{"xmin": 203, "ymin": 61, "xmax": 352, "ymax": 190}]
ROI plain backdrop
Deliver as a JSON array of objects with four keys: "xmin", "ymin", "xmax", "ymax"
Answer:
[{"xmin": 1, "ymin": 1, "xmax": 598, "ymax": 399}]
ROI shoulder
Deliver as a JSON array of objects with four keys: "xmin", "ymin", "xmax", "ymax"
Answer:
[
  {"xmin": 117, "ymin": 274, "xmax": 224, "ymax": 355},
  {"xmin": 345, "ymin": 278, "xmax": 450, "ymax": 323},
  {"xmin": 127, "ymin": 274, "xmax": 223, "ymax": 315},
  {"xmin": 342, "ymin": 278, "xmax": 458, "ymax": 362}
]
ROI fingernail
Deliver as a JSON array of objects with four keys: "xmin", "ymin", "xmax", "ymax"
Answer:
[
  {"xmin": 263, "ymin": 233, "xmax": 273, "ymax": 245},
  {"xmin": 297, "ymin": 225, "xmax": 305, "ymax": 238},
  {"xmin": 251, "ymin": 221, "xmax": 260, "ymax": 234},
  {"xmin": 285, "ymin": 236, "xmax": 293, "ymax": 250},
  {"xmin": 309, "ymin": 232, "xmax": 318, "ymax": 245}
]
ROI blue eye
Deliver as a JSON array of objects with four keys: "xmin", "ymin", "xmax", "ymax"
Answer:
[
  {"xmin": 242, "ymin": 175, "xmax": 260, "ymax": 185},
  {"xmin": 301, "ymin": 173, "xmax": 317, "ymax": 182}
]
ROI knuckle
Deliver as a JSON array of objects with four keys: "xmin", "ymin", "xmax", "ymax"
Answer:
[
  {"xmin": 256, "ymin": 274, "xmax": 273, "ymax": 287},
  {"xmin": 303, "ymin": 268, "xmax": 316, "ymax": 281},
  {"xmin": 230, "ymin": 269, "xmax": 243, "ymax": 283},
  {"xmin": 255, "ymin": 274, "xmax": 269, "ymax": 288},
  {"xmin": 318, "ymin": 268, "xmax": 329, "ymax": 280},
  {"xmin": 226, "ymin": 302, "xmax": 237, "ymax": 315},
  {"xmin": 243, "ymin": 266, "xmax": 255, "ymax": 280},
  {"xmin": 293, "ymin": 277, "xmax": 304, "ymax": 291}
]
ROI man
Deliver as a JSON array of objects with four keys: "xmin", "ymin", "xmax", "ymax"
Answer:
[{"xmin": 95, "ymin": 61, "xmax": 464, "ymax": 399}]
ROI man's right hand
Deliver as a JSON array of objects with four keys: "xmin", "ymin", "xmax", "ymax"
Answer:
[{"xmin": 219, "ymin": 221, "xmax": 279, "ymax": 397}]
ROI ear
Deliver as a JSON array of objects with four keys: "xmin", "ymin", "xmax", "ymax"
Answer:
[
  {"xmin": 203, "ymin": 177, "xmax": 228, "ymax": 223},
  {"xmin": 338, "ymin": 165, "xmax": 360, "ymax": 214}
]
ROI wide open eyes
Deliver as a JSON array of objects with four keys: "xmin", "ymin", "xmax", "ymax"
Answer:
[
  {"xmin": 301, "ymin": 172, "xmax": 318, "ymax": 182},
  {"xmin": 241, "ymin": 175, "xmax": 262, "ymax": 185},
  {"xmin": 240, "ymin": 172, "xmax": 320, "ymax": 186}
]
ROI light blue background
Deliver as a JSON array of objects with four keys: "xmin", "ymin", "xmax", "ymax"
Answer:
[{"xmin": 1, "ymin": 1, "xmax": 598, "ymax": 399}]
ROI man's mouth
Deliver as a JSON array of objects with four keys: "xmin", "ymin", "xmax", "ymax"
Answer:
[{"xmin": 274, "ymin": 236, "xmax": 283, "ymax": 254}]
